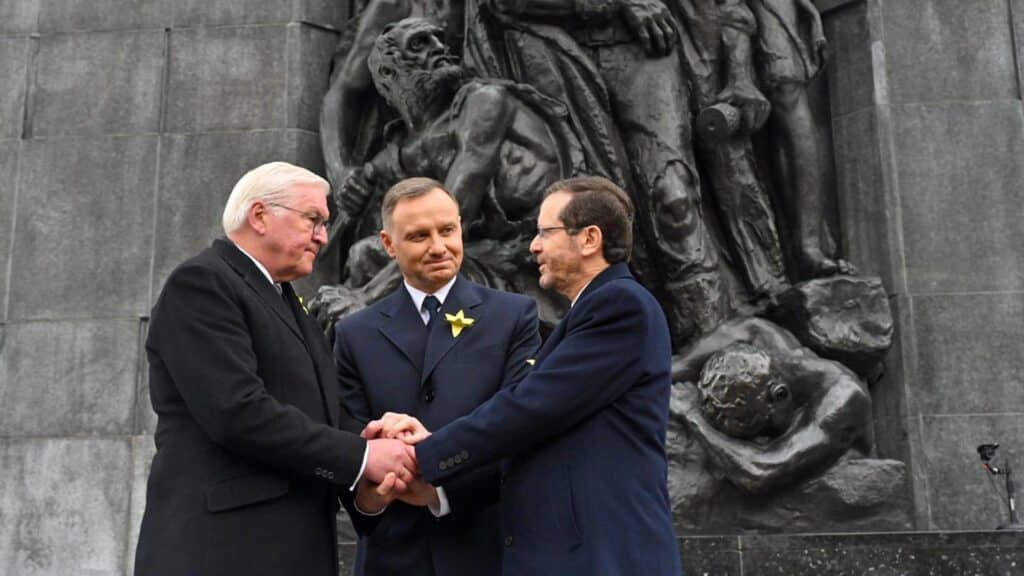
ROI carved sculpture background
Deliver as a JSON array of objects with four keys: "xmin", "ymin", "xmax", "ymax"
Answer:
[{"xmin": 314, "ymin": 0, "xmax": 911, "ymax": 533}]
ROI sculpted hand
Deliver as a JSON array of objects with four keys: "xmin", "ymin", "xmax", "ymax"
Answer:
[
  {"xmin": 364, "ymin": 438, "xmax": 418, "ymax": 484},
  {"xmin": 619, "ymin": 0, "xmax": 678, "ymax": 57},
  {"xmin": 363, "ymin": 412, "xmax": 432, "ymax": 444},
  {"xmin": 354, "ymin": 471, "xmax": 406, "ymax": 514},
  {"xmin": 716, "ymin": 81, "xmax": 771, "ymax": 133}
]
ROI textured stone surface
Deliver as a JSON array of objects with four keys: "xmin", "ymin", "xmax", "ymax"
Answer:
[
  {"xmin": 165, "ymin": 26, "xmax": 286, "ymax": 132},
  {"xmin": 0, "ymin": 319, "xmax": 139, "ymax": 436},
  {"xmin": 910, "ymin": 293, "xmax": 1024, "ymax": 416},
  {"xmin": 832, "ymin": 108, "xmax": 900, "ymax": 291},
  {"xmin": 0, "ymin": 438, "xmax": 131, "ymax": 576},
  {"xmin": 0, "ymin": 140, "xmax": 18, "ymax": 319},
  {"xmin": 0, "ymin": 0, "xmax": 40, "ymax": 34},
  {"xmin": 894, "ymin": 101, "xmax": 1024, "ymax": 294},
  {"xmin": 679, "ymin": 538, "xmax": 741, "ymax": 576},
  {"xmin": 919, "ymin": 414, "xmax": 1024, "ymax": 531},
  {"xmin": 134, "ymin": 319, "xmax": 156, "ymax": 435},
  {"xmin": 740, "ymin": 531, "xmax": 1024, "ymax": 575},
  {"xmin": 10, "ymin": 136, "xmax": 157, "ymax": 320},
  {"xmin": 0, "ymin": 37, "xmax": 28, "ymax": 139},
  {"xmin": 882, "ymin": 0, "xmax": 1018, "ymax": 104},
  {"xmin": 37, "ymin": 0, "xmax": 171, "ymax": 33},
  {"xmin": 126, "ymin": 435, "xmax": 156, "ymax": 574},
  {"xmin": 151, "ymin": 130, "xmax": 323, "ymax": 297},
  {"xmin": 174, "ymin": 0, "xmax": 345, "ymax": 29},
  {"xmin": 31, "ymin": 30, "xmax": 165, "ymax": 137},
  {"xmin": 286, "ymin": 24, "xmax": 338, "ymax": 133},
  {"xmin": 824, "ymin": 0, "xmax": 874, "ymax": 117},
  {"xmin": 768, "ymin": 275, "xmax": 893, "ymax": 378}
]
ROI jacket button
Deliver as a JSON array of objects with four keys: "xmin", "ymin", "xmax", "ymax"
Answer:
[
  {"xmin": 446, "ymin": 457, "xmax": 456, "ymax": 467},
  {"xmin": 454, "ymin": 455, "xmax": 463, "ymax": 464},
  {"xmin": 460, "ymin": 450, "xmax": 469, "ymax": 460},
  {"xmin": 423, "ymin": 389, "xmax": 435, "ymax": 403},
  {"xmin": 439, "ymin": 461, "xmax": 448, "ymax": 471},
  {"xmin": 504, "ymin": 536, "xmax": 513, "ymax": 547}
]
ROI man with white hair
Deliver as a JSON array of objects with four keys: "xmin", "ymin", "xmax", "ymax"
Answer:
[{"xmin": 134, "ymin": 162, "xmax": 416, "ymax": 576}]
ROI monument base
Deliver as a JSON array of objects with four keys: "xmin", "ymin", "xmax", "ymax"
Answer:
[{"xmin": 340, "ymin": 531, "xmax": 1024, "ymax": 575}]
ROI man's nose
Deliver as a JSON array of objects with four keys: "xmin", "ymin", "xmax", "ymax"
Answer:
[
  {"xmin": 428, "ymin": 232, "xmax": 446, "ymax": 253},
  {"xmin": 529, "ymin": 235, "xmax": 542, "ymax": 254},
  {"xmin": 313, "ymin": 224, "xmax": 329, "ymax": 245}
]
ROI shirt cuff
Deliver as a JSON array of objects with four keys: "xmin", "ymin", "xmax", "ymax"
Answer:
[
  {"xmin": 349, "ymin": 443, "xmax": 369, "ymax": 491},
  {"xmin": 428, "ymin": 486, "xmax": 451, "ymax": 517}
]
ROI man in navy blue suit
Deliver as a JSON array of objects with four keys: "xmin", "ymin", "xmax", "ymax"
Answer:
[
  {"xmin": 369, "ymin": 176, "xmax": 682, "ymax": 575},
  {"xmin": 333, "ymin": 177, "xmax": 540, "ymax": 576}
]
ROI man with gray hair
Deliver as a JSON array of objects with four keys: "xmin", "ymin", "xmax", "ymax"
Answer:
[{"xmin": 135, "ymin": 162, "xmax": 416, "ymax": 576}]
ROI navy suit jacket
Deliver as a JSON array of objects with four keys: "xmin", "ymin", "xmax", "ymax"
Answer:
[
  {"xmin": 416, "ymin": 263, "xmax": 682, "ymax": 576},
  {"xmin": 334, "ymin": 276, "xmax": 539, "ymax": 576}
]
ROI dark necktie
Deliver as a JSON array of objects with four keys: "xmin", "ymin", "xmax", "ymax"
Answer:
[{"xmin": 423, "ymin": 295, "xmax": 442, "ymax": 330}]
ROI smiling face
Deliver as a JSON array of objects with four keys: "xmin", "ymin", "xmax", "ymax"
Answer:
[
  {"xmin": 259, "ymin": 182, "xmax": 330, "ymax": 282},
  {"xmin": 380, "ymin": 187, "xmax": 463, "ymax": 293}
]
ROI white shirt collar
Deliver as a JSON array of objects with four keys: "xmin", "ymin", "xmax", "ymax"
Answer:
[
  {"xmin": 232, "ymin": 241, "xmax": 277, "ymax": 289},
  {"xmin": 404, "ymin": 275, "xmax": 458, "ymax": 324},
  {"xmin": 570, "ymin": 278, "xmax": 594, "ymax": 308}
]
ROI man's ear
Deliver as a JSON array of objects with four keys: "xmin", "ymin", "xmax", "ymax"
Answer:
[
  {"xmin": 248, "ymin": 201, "xmax": 269, "ymax": 235},
  {"xmin": 380, "ymin": 229, "xmax": 398, "ymax": 258},
  {"xmin": 578, "ymin": 225, "xmax": 604, "ymax": 258}
]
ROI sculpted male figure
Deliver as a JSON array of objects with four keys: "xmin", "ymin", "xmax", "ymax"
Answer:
[
  {"xmin": 318, "ymin": 18, "xmax": 576, "ymax": 324},
  {"xmin": 671, "ymin": 317, "xmax": 872, "ymax": 493},
  {"xmin": 333, "ymin": 178, "xmax": 540, "ymax": 576},
  {"xmin": 469, "ymin": 0, "xmax": 727, "ymax": 340},
  {"xmin": 370, "ymin": 177, "xmax": 682, "ymax": 575},
  {"xmin": 134, "ymin": 162, "xmax": 415, "ymax": 576}
]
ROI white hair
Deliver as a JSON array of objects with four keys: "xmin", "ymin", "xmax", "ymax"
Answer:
[{"xmin": 221, "ymin": 162, "xmax": 330, "ymax": 235}]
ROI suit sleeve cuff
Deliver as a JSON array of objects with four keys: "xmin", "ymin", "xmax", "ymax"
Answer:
[
  {"xmin": 428, "ymin": 486, "xmax": 451, "ymax": 517},
  {"xmin": 349, "ymin": 443, "xmax": 369, "ymax": 491}
]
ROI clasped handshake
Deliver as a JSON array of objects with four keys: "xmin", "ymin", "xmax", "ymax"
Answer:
[{"xmin": 356, "ymin": 412, "xmax": 436, "ymax": 514}]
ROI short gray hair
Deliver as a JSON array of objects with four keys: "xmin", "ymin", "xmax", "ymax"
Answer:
[{"xmin": 222, "ymin": 162, "xmax": 329, "ymax": 235}]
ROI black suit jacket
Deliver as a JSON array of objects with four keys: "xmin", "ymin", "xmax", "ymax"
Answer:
[
  {"xmin": 135, "ymin": 239, "xmax": 366, "ymax": 576},
  {"xmin": 334, "ymin": 276, "xmax": 539, "ymax": 576}
]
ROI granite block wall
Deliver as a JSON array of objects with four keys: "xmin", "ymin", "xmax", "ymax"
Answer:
[
  {"xmin": 824, "ymin": 0, "xmax": 1024, "ymax": 530},
  {"xmin": 0, "ymin": 2, "xmax": 346, "ymax": 574}
]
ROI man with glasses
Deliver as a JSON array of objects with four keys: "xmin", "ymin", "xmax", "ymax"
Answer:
[
  {"xmin": 368, "ymin": 176, "xmax": 681, "ymax": 575},
  {"xmin": 135, "ymin": 162, "xmax": 416, "ymax": 576}
]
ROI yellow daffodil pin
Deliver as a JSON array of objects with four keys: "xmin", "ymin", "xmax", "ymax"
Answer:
[
  {"xmin": 526, "ymin": 359, "xmax": 536, "ymax": 366},
  {"xmin": 445, "ymin": 309, "xmax": 475, "ymax": 338},
  {"xmin": 298, "ymin": 295, "xmax": 308, "ymax": 314}
]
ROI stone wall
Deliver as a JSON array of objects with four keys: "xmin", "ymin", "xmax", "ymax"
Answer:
[
  {"xmin": 824, "ymin": 0, "xmax": 1024, "ymax": 530},
  {"xmin": 0, "ymin": 2, "xmax": 344, "ymax": 574}
]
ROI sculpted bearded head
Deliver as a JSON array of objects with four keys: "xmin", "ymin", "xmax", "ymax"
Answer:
[{"xmin": 368, "ymin": 18, "xmax": 463, "ymax": 121}]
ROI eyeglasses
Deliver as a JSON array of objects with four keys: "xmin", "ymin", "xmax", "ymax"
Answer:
[
  {"xmin": 534, "ymin": 226, "xmax": 577, "ymax": 239},
  {"xmin": 266, "ymin": 202, "xmax": 329, "ymax": 234}
]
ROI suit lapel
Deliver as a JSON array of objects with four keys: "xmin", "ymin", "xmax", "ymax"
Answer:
[
  {"xmin": 533, "ymin": 263, "xmax": 632, "ymax": 367},
  {"xmin": 214, "ymin": 239, "xmax": 305, "ymax": 345},
  {"xmin": 420, "ymin": 277, "xmax": 483, "ymax": 387},
  {"xmin": 282, "ymin": 282, "xmax": 340, "ymax": 426},
  {"xmin": 378, "ymin": 288, "xmax": 428, "ymax": 373}
]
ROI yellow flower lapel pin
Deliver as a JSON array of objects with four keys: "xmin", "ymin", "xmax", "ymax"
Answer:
[
  {"xmin": 445, "ymin": 309, "xmax": 475, "ymax": 338},
  {"xmin": 297, "ymin": 295, "xmax": 308, "ymax": 314},
  {"xmin": 526, "ymin": 359, "xmax": 536, "ymax": 366}
]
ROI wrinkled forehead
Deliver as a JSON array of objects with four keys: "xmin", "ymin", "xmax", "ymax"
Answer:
[{"xmin": 390, "ymin": 18, "xmax": 443, "ymax": 44}]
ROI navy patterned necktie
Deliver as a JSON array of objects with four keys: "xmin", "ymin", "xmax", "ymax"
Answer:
[{"xmin": 423, "ymin": 295, "xmax": 442, "ymax": 329}]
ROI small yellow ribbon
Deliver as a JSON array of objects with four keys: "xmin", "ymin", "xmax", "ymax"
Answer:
[
  {"xmin": 526, "ymin": 359, "xmax": 536, "ymax": 366},
  {"xmin": 445, "ymin": 309, "xmax": 475, "ymax": 338}
]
